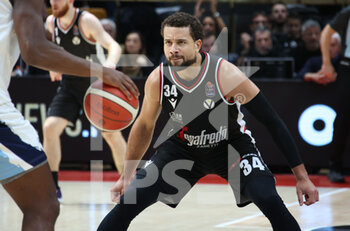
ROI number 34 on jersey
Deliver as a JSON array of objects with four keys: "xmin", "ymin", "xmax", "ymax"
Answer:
[{"xmin": 240, "ymin": 153, "xmax": 266, "ymax": 176}]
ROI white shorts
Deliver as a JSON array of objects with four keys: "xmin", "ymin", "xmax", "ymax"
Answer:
[{"xmin": 0, "ymin": 102, "xmax": 47, "ymax": 184}]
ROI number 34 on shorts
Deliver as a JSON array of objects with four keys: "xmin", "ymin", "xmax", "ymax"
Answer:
[{"xmin": 239, "ymin": 153, "xmax": 266, "ymax": 176}]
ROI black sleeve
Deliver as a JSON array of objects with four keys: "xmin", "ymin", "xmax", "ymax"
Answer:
[
  {"xmin": 243, "ymin": 92, "xmax": 303, "ymax": 168},
  {"xmin": 330, "ymin": 6, "xmax": 350, "ymax": 36}
]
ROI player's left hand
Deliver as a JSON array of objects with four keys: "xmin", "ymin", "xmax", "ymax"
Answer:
[{"xmin": 296, "ymin": 178, "xmax": 319, "ymax": 206}]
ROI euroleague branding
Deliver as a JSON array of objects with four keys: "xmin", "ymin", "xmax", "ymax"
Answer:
[{"xmin": 177, "ymin": 126, "xmax": 228, "ymax": 148}]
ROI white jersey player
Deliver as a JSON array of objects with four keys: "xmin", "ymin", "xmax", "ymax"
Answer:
[{"xmin": 0, "ymin": 0, "xmax": 138, "ymax": 230}]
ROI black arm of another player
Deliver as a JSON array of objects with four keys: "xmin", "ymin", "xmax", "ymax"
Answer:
[{"xmin": 243, "ymin": 92, "xmax": 303, "ymax": 168}]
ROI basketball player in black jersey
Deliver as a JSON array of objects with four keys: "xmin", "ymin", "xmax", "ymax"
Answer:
[
  {"xmin": 1, "ymin": 0, "xmax": 138, "ymax": 230},
  {"xmin": 43, "ymin": 0, "xmax": 127, "ymax": 200},
  {"xmin": 98, "ymin": 12, "xmax": 318, "ymax": 231}
]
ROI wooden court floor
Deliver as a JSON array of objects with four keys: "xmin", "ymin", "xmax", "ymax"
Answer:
[{"xmin": 1, "ymin": 174, "xmax": 349, "ymax": 231}]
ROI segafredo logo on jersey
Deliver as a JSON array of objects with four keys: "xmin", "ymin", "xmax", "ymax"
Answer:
[{"xmin": 177, "ymin": 126, "xmax": 227, "ymax": 147}]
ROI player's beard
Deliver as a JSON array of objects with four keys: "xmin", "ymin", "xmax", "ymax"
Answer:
[
  {"xmin": 166, "ymin": 53, "xmax": 197, "ymax": 71},
  {"xmin": 52, "ymin": 3, "xmax": 69, "ymax": 18}
]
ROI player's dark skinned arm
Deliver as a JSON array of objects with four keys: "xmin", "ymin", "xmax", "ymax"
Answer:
[{"xmin": 12, "ymin": 0, "xmax": 139, "ymax": 99}]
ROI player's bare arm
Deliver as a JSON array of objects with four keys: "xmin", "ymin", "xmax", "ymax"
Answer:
[
  {"xmin": 45, "ymin": 14, "xmax": 54, "ymax": 35},
  {"xmin": 123, "ymin": 67, "xmax": 162, "ymax": 179},
  {"xmin": 218, "ymin": 59, "xmax": 319, "ymax": 206},
  {"xmin": 320, "ymin": 24, "xmax": 337, "ymax": 78},
  {"xmin": 45, "ymin": 14, "xmax": 63, "ymax": 82},
  {"xmin": 110, "ymin": 68, "xmax": 161, "ymax": 202},
  {"xmin": 80, "ymin": 12, "xmax": 122, "ymax": 67},
  {"xmin": 13, "ymin": 0, "xmax": 139, "ymax": 98}
]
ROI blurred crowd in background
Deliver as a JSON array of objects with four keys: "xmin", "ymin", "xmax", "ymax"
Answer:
[{"xmin": 12, "ymin": 0, "xmax": 345, "ymax": 81}]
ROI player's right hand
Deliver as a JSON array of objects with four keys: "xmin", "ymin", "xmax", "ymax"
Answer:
[
  {"xmin": 49, "ymin": 71, "xmax": 62, "ymax": 82},
  {"xmin": 103, "ymin": 68, "xmax": 140, "ymax": 100},
  {"xmin": 110, "ymin": 176, "xmax": 131, "ymax": 203}
]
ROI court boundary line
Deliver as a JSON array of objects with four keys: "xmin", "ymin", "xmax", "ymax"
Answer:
[{"xmin": 214, "ymin": 188, "xmax": 349, "ymax": 228}]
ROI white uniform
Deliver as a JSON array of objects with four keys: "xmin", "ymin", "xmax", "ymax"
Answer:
[{"xmin": 0, "ymin": 0, "xmax": 47, "ymax": 184}]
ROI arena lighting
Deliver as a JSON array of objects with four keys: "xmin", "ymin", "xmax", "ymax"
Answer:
[{"xmin": 298, "ymin": 104, "xmax": 336, "ymax": 147}]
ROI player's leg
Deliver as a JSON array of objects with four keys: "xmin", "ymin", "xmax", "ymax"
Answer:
[
  {"xmin": 0, "ymin": 118, "xmax": 59, "ymax": 230},
  {"xmin": 329, "ymin": 110, "xmax": 347, "ymax": 182},
  {"xmin": 328, "ymin": 66, "xmax": 350, "ymax": 182},
  {"xmin": 98, "ymin": 142, "xmax": 200, "ymax": 230},
  {"xmin": 44, "ymin": 85, "xmax": 81, "ymax": 197},
  {"xmin": 243, "ymin": 175, "xmax": 300, "ymax": 231},
  {"xmin": 97, "ymin": 153, "xmax": 165, "ymax": 231},
  {"xmin": 97, "ymin": 170, "xmax": 161, "ymax": 231},
  {"xmin": 102, "ymin": 131, "xmax": 126, "ymax": 173},
  {"xmin": 3, "ymin": 163, "xmax": 59, "ymax": 231},
  {"xmin": 43, "ymin": 116, "xmax": 69, "ymax": 172},
  {"xmin": 43, "ymin": 116, "xmax": 68, "ymax": 194},
  {"xmin": 221, "ymin": 147, "xmax": 300, "ymax": 230}
]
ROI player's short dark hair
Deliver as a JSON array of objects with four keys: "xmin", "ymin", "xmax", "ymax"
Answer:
[{"xmin": 161, "ymin": 12, "xmax": 204, "ymax": 41}]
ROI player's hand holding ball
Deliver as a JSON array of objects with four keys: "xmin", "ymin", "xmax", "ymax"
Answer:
[{"xmin": 102, "ymin": 68, "xmax": 139, "ymax": 100}]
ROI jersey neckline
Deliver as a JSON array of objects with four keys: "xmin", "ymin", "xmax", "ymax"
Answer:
[
  {"xmin": 168, "ymin": 52, "xmax": 210, "ymax": 93},
  {"xmin": 57, "ymin": 8, "xmax": 78, "ymax": 33}
]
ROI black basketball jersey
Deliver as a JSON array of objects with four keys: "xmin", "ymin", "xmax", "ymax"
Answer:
[
  {"xmin": 159, "ymin": 52, "xmax": 256, "ymax": 155},
  {"xmin": 52, "ymin": 8, "xmax": 104, "ymax": 64}
]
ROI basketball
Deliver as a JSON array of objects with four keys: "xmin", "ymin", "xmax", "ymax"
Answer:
[{"xmin": 83, "ymin": 80, "xmax": 139, "ymax": 132}]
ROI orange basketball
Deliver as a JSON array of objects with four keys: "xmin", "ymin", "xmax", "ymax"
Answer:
[{"xmin": 83, "ymin": 80, "xmax": 139, "ymax": 132}]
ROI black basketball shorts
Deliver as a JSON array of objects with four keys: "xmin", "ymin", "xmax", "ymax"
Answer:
[
  {"xmin": 133, "ymin": 140, "xmax": 274, "ymax": 208},
  {"xmin": 47, "ymin": 77, "xmax": 91, "ymax": 126}
]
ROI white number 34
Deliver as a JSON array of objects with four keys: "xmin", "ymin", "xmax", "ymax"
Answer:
[{"xmin": 240, "ymin": 157, "xmax": 265, "ymax": 176}]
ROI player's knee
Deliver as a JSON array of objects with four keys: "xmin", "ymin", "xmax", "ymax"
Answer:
[
  {"xmin": 102, "ymin": 131, "xmax": 113, "ymax": 140},
  {"xmin": 43, "ymin": 119, "xmax": 61, "ymax": 138},
  {"xmin": 102, "ymin": 131, "xmax": 123, "ymax": 141},
  {"xmin": 250, "ymin": 189, "xmax": 284, "ymax": 210},
  {"xmin": 44, "ymin": 196, "xmax": 60, "ymax": 223},
  {"xmin": 23, "ymin": 197, "xmax": 59, "ymax": 225},
  {"xmin": 40, "ymin": 197, "xmax": 60, "ymax": 224},
  {"xmin": 245, "ymin": 177, "xmax": 282, "ymax": 207},
  {"xmin": 49, "ymin": 198, "xmax": 60, "ymax": 222}
]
